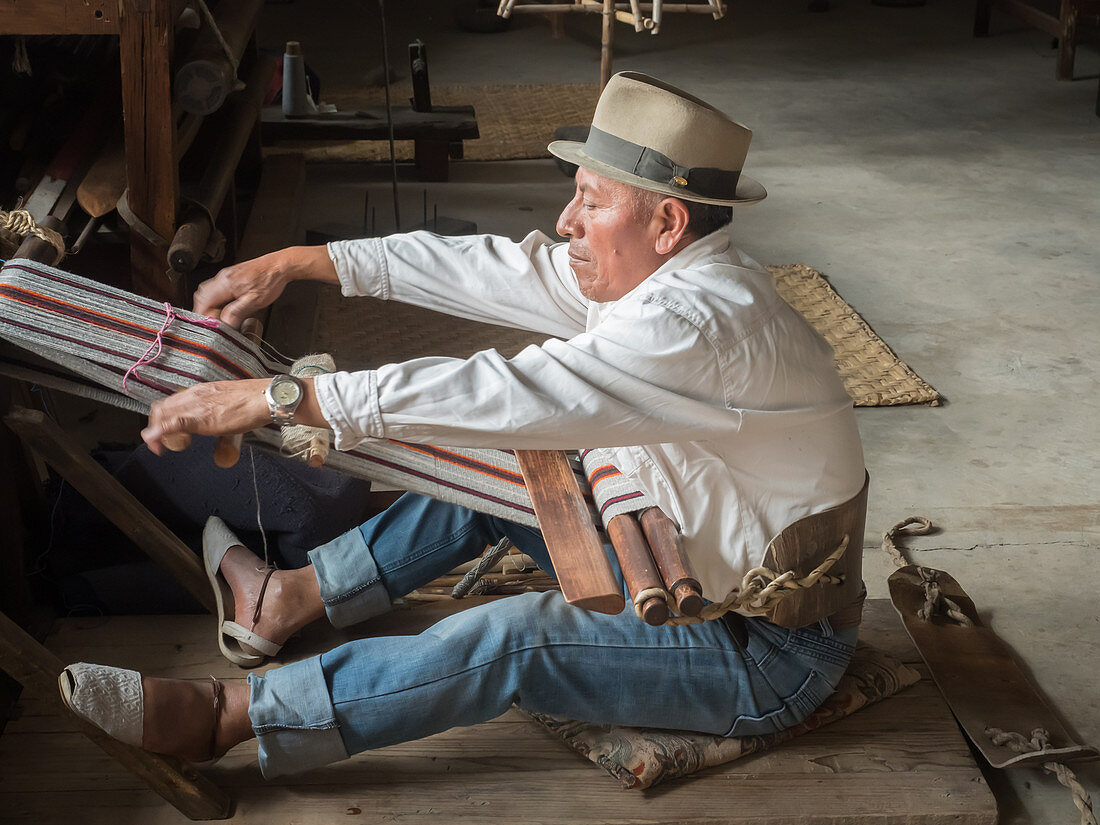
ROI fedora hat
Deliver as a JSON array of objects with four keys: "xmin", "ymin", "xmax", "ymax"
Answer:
[{"xmin": 548, "ymin": 72, "xmax": 766, "ymax": 206}]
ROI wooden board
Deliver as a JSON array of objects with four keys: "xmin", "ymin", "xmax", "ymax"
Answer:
[{"xmin": 0, "ymin": 600, "xmax": 998, "ymax": 824}]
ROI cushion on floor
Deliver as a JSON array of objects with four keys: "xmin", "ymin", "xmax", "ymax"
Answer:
[{"xmin": 528, "ymin": 642, "xmax": 920, "ymax": 790}]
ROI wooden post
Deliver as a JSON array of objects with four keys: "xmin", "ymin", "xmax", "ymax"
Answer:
[
  {"xmin": 118, "ymin": 0, "xmax": 180, "ymax": 303},
  {"xmin": 513, "ymin": 450, "xmax": 624, "ymax": 614},
  {"xmin": 3, "ymin": 408, "xmax": 216, "ymax": 614},
  {"xmin": 0, "ymin": 610, "xmax": 231, "ymax": 820},
  {"xmin": 600, "ymin": 0, "xmax": 615, "ymax": 89}
]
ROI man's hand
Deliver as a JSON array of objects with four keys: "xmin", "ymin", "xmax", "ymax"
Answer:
[
  {"xmin": 193, "ymin": 246, "xmax": 340, "ymax": 328},
  {"xmin": 141, "ymin": 379, "xmax": 271, "ymax": 456}
]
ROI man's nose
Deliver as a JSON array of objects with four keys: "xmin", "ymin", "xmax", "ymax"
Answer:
[{"xmin": 556, "ymin": 195, "xmax": 581, "ymax": 239}]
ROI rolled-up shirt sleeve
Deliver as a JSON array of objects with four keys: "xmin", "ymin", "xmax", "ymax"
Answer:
[
  {"xmin": 313, "ymin": 294, "xmax": 739, "ymax": 452},
  {"xmin": 327, "ymin": 230, "xmax": 588, "ymax": 338}
]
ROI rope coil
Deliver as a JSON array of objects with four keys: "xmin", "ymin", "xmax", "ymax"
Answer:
[
  {"xmin": 663, "ymin": 535, "xmax": 849, "ymax": 626},
  {"xmin": 882, "ymin": 516, "xmax": 973, "ymax": 627},
  {"xmin": 0, "ymin": 209, "xmax": 65, "ymax": 265}
]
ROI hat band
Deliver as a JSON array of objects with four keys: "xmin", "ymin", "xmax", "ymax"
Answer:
[{"xmin": 585, "ymin": 127, "xmax": 742, "ymax": 200}]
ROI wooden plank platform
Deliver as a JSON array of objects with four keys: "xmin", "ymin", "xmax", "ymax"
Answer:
[{"xmin": 0, "ymin": 600, "xmax": 998, "ymax": 824}]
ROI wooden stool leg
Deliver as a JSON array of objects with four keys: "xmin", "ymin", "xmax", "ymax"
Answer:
[
  {"xmin": 0, "ymin": 611, "xmax": 231, "ymax": 820},
  {"xmin": 2, "ymin": 408, "xmax": 216, "ymax": 614}
]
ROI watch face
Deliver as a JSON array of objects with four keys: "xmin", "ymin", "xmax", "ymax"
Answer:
[{"xmin": 271, "ymin": 378, "xmax": 302, "ymax": 406}]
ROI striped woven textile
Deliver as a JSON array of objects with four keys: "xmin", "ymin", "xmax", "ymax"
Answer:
[{"xmin": 0, "ymin": 259, "xmax": 652, "ymax": 531}]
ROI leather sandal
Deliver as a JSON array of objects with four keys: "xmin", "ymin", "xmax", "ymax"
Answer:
[
  {"xmin": 59, "ymin": 663, "xmax": 225, "ymax": 763},
  {"xmin": 203, "ymin": 516, "xmax": 283, "ymax": 668}
]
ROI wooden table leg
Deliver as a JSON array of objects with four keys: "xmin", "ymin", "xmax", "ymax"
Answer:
[
  {"xmin": 973, "ymin": 0, "xmax": 993, "ymax": 36},
  {"xmin": 1056, "ymin": 0, "xmax": 1077, "ymax": 80},
  {"xmin": 0, "ymin": 610, "xmax": 231, "ymax": 820},
  {"xmin": 600, "ymin": 0, "xmax": 615, "ymax": 89},
  {"xmin": 119, "ymin": 0, "xmax": 180, "ymax": 302},
  {"xmin": 3, "ymin": 407, "xmax": 216, "ymax": 614}
]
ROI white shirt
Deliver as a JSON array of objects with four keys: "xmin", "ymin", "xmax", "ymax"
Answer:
[{"xmin": 316, "ymin": 229, "xmax": 866, "ymax": 603}]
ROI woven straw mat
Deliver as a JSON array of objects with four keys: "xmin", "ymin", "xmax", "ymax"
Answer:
[
  {"xmin": 311, "ymin": 263, "xmax": 940, "ymax": 408},
  {"xmin": 267, "ymin": 83, "xmax": 601, "ymax": 163}
]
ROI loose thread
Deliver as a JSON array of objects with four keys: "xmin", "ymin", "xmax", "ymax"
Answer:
[
  {"xmin": 249, "ymin": 446, "xmax": 270, "ymax": 568},
  {"xmin": 120, "ymin": 304, "xmax": 219, "ymax": 393}
]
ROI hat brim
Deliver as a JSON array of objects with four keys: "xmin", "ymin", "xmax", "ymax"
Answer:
[{"xmin": 548, "ymin": 140, "xmax": 767, "ymax": 206}]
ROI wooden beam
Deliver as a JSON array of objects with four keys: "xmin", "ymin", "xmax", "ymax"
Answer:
[
  {"xmin": 118, "ymin": 0, "xmax": 180, "ymax": 302},
  {"xmin": 0, "ymin": 0, "xmax": 119, "ymax": 35},
  {"xmin": 2, "ymin": 407, "xmax": 216, "ymax": 614},
  {"xmin": 0, "ymin": 610, "xmax": 230, "ymax": 820}
]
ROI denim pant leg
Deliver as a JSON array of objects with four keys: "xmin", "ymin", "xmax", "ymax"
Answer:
[
  {"xmin": 307, "ymin": 493, "xmax": 557, "ymax": 627},
  {"xmin": 248, "ymin": 588, "xmax": 857, "ymax": 778}
]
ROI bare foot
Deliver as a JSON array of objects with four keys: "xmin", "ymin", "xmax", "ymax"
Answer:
[
  {"xmin": 218, "ymin": 544, "xmax": 325, "ymax": 656},
  {"xmin": 141, "ymin": 677, "xmax": 253, "ymax": 761}
]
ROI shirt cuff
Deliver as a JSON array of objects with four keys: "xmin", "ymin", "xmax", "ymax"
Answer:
[
  {"xmin": 326, "ymin": 238, "xmax": 390, "ymax": 299},
  {"xmin": 313, "ymin": 369, "xmax": 384, "ymax": 451}
]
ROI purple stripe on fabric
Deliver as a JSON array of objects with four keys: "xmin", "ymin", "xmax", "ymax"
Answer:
[{"xmin": 344, "ymin": 448, "xmax": 536, "ymax": 517}]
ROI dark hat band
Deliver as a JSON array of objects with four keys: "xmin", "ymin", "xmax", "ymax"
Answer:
[{"xmin": 585, "ymin": 127, "xmax": 742, "ymax": 200}]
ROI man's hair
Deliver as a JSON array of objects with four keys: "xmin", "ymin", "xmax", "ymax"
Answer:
[{"xmin": 629, "ymin": 187, "xmax": 733, "ymax": 238}]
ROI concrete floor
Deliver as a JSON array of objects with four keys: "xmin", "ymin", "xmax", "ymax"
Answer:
[{"xmin": 258, "ymin": 2, "xmax": 1099, "ymax": 822}]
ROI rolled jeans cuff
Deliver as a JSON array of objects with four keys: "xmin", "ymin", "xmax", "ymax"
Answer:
[
  {"xmin": 308, "ymin": 528, "xmax": 392, "ymax": 627},
  {"xmin": 247, "ymin": 656, "xmax": 347, "ymax": 778}
]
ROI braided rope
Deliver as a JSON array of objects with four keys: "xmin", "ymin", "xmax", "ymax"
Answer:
[
  {"xmin": 0, "ymin": 209, "xmax": 65, "ymax": 265},
  {"xmin": 986, "ymin": 727, "xmax": 1097, "ymax": 825},
  {"xmin": 452, "ymin": 537, "xmax": 515, "ymax": 598},
  {"xmin": 882, "ymin": 516, "xmax": 973, "ymax": 626},
  {"xmin": 663, "ymin": 535, "xmax": 848, "ymax": 625}
]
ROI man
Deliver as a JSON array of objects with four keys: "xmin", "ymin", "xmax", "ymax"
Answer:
[{"xmin": 60, "ymin": 73, "xmax": 866, "ymax": 777}]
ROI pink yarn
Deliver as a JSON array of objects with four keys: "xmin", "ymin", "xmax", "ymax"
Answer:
[{"xmin": 121, "ymin": 305, "xmax": 219, "ymax": 393}]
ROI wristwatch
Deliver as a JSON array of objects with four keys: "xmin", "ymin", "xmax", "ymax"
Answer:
[{"xmin": 264, "ymin": 374, "xmax": 305, "ymax": 427}]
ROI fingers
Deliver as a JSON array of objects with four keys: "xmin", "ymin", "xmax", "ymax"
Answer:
[
  {"xmin": 142, "ymin": 380, "xmax": 272, "ymax": 458},
  {"xmin": 192, "ymin": 274, "xmax": 238, "ymax": 318}
]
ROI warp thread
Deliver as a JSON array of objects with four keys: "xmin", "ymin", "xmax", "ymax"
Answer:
[{"xmin": 281, "ymin": 353, "xmax": 335, "ymax": 467}]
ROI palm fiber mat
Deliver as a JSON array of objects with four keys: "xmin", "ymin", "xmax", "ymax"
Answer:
[
  {"xmin": 267, "ymin": 83, "xmax": 601, "ymax": 163},
  {"xmin": 310, "ymin": 263, "xmax": 941, "ymax": 408}
]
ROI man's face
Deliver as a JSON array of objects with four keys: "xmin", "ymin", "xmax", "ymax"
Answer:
[{"xmin": 556, "ymin": 168, "xmax": 665, "ymax": 303}]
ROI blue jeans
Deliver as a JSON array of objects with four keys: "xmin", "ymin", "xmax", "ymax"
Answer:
[{"xmin": 246, "ymin": 494, "xmax": 857, "ymax": 778}]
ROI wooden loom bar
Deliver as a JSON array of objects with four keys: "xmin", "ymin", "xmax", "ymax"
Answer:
[
  {"xmin": 639, "ymin": 507, "xmax": 704, "ymax": 617},
  {"xmin": 505, "ymin": 3, "xmax": 718, "ymax": 14},
  {"xmin": 0, "ymin": 0, "xmax": 120, "ymax": 35},
  {"xmin": 0, "ymin": 610, "xmax": 231, "ymax": 820},
  {"xmin": 606, "ymin": 513, "xmax": 669, "ymax": 625},
  {"xmin": 513, "ymin": 450, "xmax": 624, "ymax": 614},
  {"xmin": 4, "ymin": 408, "xmax": 217, "ymax": 614}
]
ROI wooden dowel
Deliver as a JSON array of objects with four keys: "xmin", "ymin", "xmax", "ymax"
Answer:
[
  {"xmin": 13, "ymin": 215, "xmax": 64, "ymax": 265},
  {"xmin": 606, "ymin": 513, "xmax": 669, "ymax": 626},
  {"xmin": 638, "ymin": 507, "xmax": 703, "ymax": 617},
  {"xmin": 175, "ymin": 0, "xmax": 264, "ymax": 115},
  {"xmin": 600, "ymin": 0, "xmax": 615, "ymax": 89},
  {"xmin": 169, "ymin": 56, "xmax": 274, "ymax": 274}
]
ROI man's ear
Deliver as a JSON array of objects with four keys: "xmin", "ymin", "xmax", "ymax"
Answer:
[{"xmin": 652, "ymin": 197, "xmax": 692, "ymax": 255}]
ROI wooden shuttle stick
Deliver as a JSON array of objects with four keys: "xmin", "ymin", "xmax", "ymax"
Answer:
[
  {"xmin": 513, "ymin": 450, "xmax": 625, "ymax": 615},
  {"xmin": 605, "ymin": 512, "xmax": 669, "ymax": 626},
  {"xmin": 638, "ymin": 507, "xmax": 703, "ymax": 617}
]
